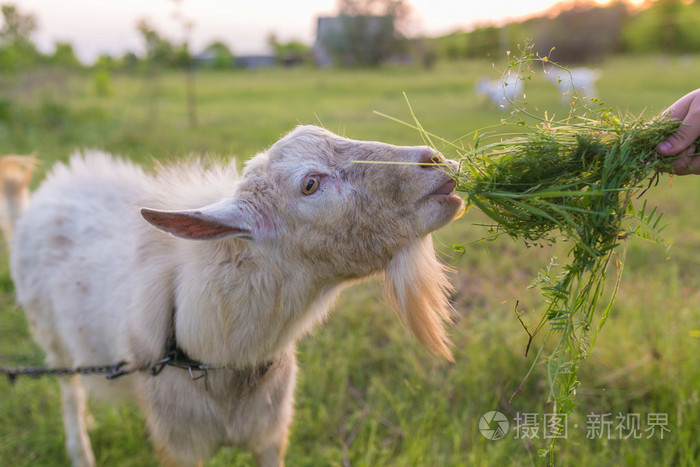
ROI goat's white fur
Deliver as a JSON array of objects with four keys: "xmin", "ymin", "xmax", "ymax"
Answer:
[
  {"xmin": 1, "ymin": 125, "xmax": 463, "ymax": 466},
  {"xmin": 474, "ymin": 73, "xmax": 524, "ymax": 109},
  {"xmin": 544, "ymin": 66, "xmax": 601, "ymax": 103}
]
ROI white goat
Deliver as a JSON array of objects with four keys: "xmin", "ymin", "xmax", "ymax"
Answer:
[
  {"xmin": 0, "ymin": 125, "xmax": 464, "ymax": 466},
  {"xmin": 544, "ymin": 66, "xmax": 601, "ymax": 103},
  {"xmin": 474, "ymin": 73, "xmax": 524, "ymax": 109}
]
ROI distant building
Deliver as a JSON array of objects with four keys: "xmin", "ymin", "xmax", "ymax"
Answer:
[
  {"xmin": 234, "ymin": 55, "xmax": 277, "ymax": 69},
  {"xmin": 314, "ymin": 16, "xmax": 343, "ymax": 67},
  {"xmin": 314, "ymin": 15, "xmax": 403, "ymax": 67},
  {"xmin": 193, "ymin": 48, "xmax": 218, "ymax": 67},
  {"xmin": 194, "ymin": 51, "xmax": 280, "ymax": 70}
]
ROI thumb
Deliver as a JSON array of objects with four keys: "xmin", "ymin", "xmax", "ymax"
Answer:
[
  {"xmin": 659, "ymin": 90, "xmax": 700, "ymax": 156},
  {"xmin": 658, "ymin": 124, "xmax": 699, "ymax": 156}
]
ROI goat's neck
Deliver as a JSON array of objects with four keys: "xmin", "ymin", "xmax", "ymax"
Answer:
[{"xmin": 173, "ymin": 241, "xmax": 345, "ymax": 368}]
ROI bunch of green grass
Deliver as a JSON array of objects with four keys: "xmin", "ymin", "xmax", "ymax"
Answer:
[
  {"xmin": 455, "ymin": 111, "xmax": 680, "ymax": 438},
  {"xmin": 458, "ymin": 116, "xmax": 677, "ymax": 249},
  {"xmin": 377, "ymin": 50, "xmax": 692, "ymax": 461}
]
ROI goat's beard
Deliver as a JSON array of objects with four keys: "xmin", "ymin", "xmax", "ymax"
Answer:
[{"xmin": 382, "ymin": 235, "xmax": 455, "ymax": 361}]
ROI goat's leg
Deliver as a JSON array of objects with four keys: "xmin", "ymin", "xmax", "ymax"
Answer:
[
  {"xmin": 156, "ymin": 449, "xmax": 203, "ymax": 467},
  {"xmin": 250, "ymin": 355, "xmax": 295, "ymax": 467},
  {"xmin": 252, "ymin": 439, "xmax": 286, "ymax": 467},
  {"xmin": 58, "ymin": 374, "xmax": 96, "ymax": 467}
]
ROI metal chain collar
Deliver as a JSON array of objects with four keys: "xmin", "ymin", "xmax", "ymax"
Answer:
[
  {"xmin": 1, "ymin": 361, "xmax": 132, "ymax": 385},
  {"xmin": 1, "ymin": 342, "xmax": 272, "ymax": 392},
  {"xmin": 2, "ymin": 311, "xmax": 272, "ymax": 390}
]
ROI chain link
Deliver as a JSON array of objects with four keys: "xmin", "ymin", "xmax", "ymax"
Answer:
[{"xmin": 1, "ymin": 361, "xmax": 132, "ymax": 385}]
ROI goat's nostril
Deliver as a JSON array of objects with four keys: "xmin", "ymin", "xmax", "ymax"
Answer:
[{"xmin": 418, "ymin": 149, "xmax": 442, "ymax": 169}]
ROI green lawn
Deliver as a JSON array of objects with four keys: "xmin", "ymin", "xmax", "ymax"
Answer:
[{"xmin": 0, "ymin": 55, "xmax": 699, "ymax": 466}]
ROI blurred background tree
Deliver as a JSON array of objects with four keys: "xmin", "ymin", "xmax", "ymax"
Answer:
[
  {"xmin": 170, "ymin": 0, "xmax": 197, "ymax": 128},
  {"xmin": 0, "ymin": 4, "xmax": 39, "ymax": 72},
  {"xmin": 93, "ymin": 55, "xmax": 115, "ymax": 97},
  {"xmin": 200, "ymin": 41, "xmax": 234, "ymax": 70},
  {"xmin": 268, "ymin": 33, "xmax": 311, "ymax": 67},
  {"xmin": 529, "ymin": 1, "xmax": 630, "ymax": 63},
  {"xmin": 136, "ymin": 18, "xmax": 173, "ymax": 125},
  {"xmin": 136, "ymin": 18, "xmax": 176, "ymax": 68},
  {"xmin": 4, "ymin": 1, "xmax": 700, "ymax": 72},
  {"xmin": 623, "ymin": 0, "xmax": 700, "ymax": 54},
  {"xmin": 319, "ymin": 0, "xmax": 411, "ymax": 67},
  {"xmin": 430, "ymin": 0, "xmax": 700, "ymax": 64},
  {"xmin": 50, "ymin": 42, "xmax": 81, "ymax": 69}
]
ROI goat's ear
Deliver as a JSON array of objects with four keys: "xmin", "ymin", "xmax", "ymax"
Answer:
[{"xmin": 141, "ymin": 200, "xmax": 255, "ymax": 241}]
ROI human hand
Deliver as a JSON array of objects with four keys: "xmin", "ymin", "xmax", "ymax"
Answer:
[{"xmin": 657, "ymin": 88, "xmax": 700, "ymax": 175}]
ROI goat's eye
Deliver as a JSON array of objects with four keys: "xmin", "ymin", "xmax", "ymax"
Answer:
[{"xmin": 301, "ymin": 175, "xmax": 320, "ymax": 195}]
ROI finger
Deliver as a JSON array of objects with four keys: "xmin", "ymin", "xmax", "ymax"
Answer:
[
  {"xmin": 681, "ymin": 143, "xmax": 697, "ymax": 157},
  {"xmin": 659, "ymin": 101, "xmax": 700, "ymax": 156},
  {"xmin": 671, "ymin": 153, "xmax": 700, "ymax": 175},
  {"xmin": 658, "ymin": 119, "xmax": 700, "ymax": 156},
  {"xmin": 661, "ymin": 144, "xmax": 696, "ymax": 173}
]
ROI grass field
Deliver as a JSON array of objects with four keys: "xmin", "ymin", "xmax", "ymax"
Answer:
[{"xmin": 0, "ymin": 55, "xmax": 699, "ymax": 466}]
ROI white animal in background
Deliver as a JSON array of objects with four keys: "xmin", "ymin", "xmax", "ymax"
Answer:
[
  {"xmin": 474, "ymin": 73, "xmax": 524, "ymax": 109},
  {"xmin": 544, "ymin": 66, "xmax": 601, "ymax": 103},
  {"xmin": 0, "ymin": 125, "xmax": 464, "ymax": 467}
]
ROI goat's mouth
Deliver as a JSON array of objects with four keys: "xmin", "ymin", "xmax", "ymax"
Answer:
[
  {"xmin": 429, "ymin": 179, "xmax": 458, "ymax": 197},
  {"xmin": 421, "ymin": 178, "xmax": 464, "ymax": 229}
]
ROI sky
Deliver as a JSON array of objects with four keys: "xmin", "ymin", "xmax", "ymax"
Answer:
[{"xmin": 11, "ymin": 0, "xmax": 646, "ymax": 63}]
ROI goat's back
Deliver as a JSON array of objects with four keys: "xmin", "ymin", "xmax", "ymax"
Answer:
[{"xmin": 10, "ymin": 153, "xmax": 152, "ymax": 368}]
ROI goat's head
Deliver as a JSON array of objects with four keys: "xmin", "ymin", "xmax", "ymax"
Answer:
[{"xmin": 141, "ymin": 125, "xmax": 464, "ymax": 359}]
